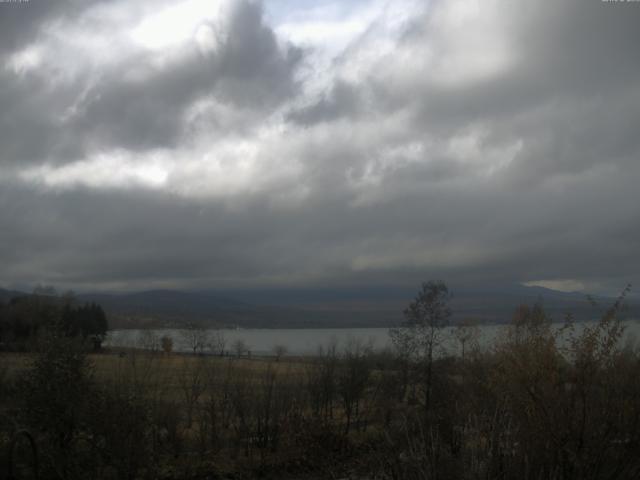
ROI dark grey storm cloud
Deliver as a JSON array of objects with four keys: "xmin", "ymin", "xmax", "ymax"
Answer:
[
  {"xmin": 0, "ymin": 0, "xmax": 302, "ymax": 164},
  {"xmin": 0, "ymin": 0, "xmax": 90, "ymax": 54},
  {"xmin": 71, "ymin": 1, "xmax": 301, "ymax": 152},
  {"xmin": 1, "ymin": 0, "xmax": 639, "ymax": 295}
]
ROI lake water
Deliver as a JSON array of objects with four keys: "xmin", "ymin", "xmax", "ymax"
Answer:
[{"xmin": 105, "ymin": 320, "xmax": 640, "ymax": 356}]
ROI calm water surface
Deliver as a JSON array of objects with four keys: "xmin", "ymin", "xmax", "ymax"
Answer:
[{"xmin": 105, "ymin": 320, "xmax": 640, "ymax": 356}]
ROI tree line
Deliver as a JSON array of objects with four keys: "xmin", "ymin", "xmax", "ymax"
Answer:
[{"xmin": 0, "ymin": 289, "xmax": 108, "ymax": 351}]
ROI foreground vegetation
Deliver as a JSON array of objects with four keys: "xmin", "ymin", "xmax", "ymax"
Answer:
[{"xmin": 1, "ymin": 283, "xmax": 640, "ymax": 479}]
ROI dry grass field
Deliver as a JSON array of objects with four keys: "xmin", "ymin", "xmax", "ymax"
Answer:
[{"xmin": 2, "ymin": 349, "xmax": 311, "ymax": 404}]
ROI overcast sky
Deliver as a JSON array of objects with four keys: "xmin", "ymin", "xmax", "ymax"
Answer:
[{"xmin": 1, "ymin": 0, "xmax": 639, "ymax": 294}]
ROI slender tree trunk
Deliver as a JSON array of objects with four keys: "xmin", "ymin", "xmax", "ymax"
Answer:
[{"xmin": 425, "ymin": 345, "xmax": 433, "ymax": 417}]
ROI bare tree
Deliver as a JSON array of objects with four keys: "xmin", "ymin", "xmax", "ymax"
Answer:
[
  {"xmin": 253, "ymin": 365, "xmax": 290, "ymax": 456},
  {"xmin": 138, "ymin": 330, "xmax": 160, "ymax": 352},
  {"xmin": 307, "ymin": 340, "xmax": 339, "ymax": 423},
  {"xmin": 388, "ymin": 326, "xmax": 416, "ymax": 401},
  {"xmin": 178, "ymin": 357, "xmax": 207, "ymax": 427},
  {"xmin": 338, "ymin": 338, "xmax": 373, "ymax": 435},
  {"xmin": 209, "ymin": 329, "xmax": 226, "ymax": 356},
  {"xmin": 390, "ymin": 281, "xmax": 451, "ymax": 414},
  {"xmin": 180, "ymin": 322, "xmax": 210, "ymax": 355},
  {"xmin": 272, "ymin": 344, "xmax": 288, "ymax": 361},
  {"xmin": 233, "ymin": 338, "xmax": 247, "ymax": 358},
  {"xmin": 453, "ymin": 318, "xmax": 480, "ymax": 361}
]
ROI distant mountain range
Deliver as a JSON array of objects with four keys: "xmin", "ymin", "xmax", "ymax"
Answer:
[{"xmin": 2, "ymin": 284, "xmax": 637, "ymax": 329}]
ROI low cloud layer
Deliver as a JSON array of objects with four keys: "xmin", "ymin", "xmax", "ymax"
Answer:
[{"xmin": 1, "ymin": 0, "xmax": 639, "ymax": 295}]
